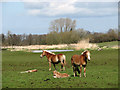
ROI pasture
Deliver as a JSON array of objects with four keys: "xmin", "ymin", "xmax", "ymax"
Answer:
[
  {"xmin": 97, "ymin": 41, "xmax": 118, "ymax": 48},
  {"xmin": 2, "ymin": 49, "xmax": 118, "ymax": 88}
]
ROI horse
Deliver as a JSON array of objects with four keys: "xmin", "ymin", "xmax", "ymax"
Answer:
[
  {"xmin": 40, "ymin": 50, "xmax": 66, "ymax": 71},
  {"xmin": 71, "ymin": 50, "xmax": 90, "ymax": 77},
  {"xmin": 53, "ymin": 70, "xmax": 70, "ymax": 78}
]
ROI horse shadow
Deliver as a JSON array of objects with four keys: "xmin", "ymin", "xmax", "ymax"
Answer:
[{"xmin": 70, "ymin": 75, "xmax": 80, "ymax": 77}]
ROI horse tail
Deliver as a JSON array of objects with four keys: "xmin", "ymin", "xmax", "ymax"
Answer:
[{"xmin": 63, "ymin": 55, "xmax": 66, "ymax": 65}]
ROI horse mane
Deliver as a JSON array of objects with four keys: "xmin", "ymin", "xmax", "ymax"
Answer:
[
  {"xmin": 81, "ymin": 50, "xmax": 88, "ymax": 55},
  {"xmin": 43, "ymin": 50, "xmax": 55, "ymax": 55}
]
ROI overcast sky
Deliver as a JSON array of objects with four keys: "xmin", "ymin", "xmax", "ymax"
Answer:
[{"xmin": 1, "ymin": 1, "xmax": 118, "ymax": 34}]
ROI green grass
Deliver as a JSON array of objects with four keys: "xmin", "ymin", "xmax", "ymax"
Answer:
[
  {"xmin": 2, "ymin": 49, "xmax": 118, "ymax": 88},
  {"xmin": 96, "ymin": 41, "xmax": 118, "ymax": 48}
]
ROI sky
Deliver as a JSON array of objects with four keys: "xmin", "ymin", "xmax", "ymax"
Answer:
[{"xmin": 1, "ymin": 0, "xmax": 118, "ymax": 34}]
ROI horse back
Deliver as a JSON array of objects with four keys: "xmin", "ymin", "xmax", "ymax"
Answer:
[{"xmin": 51, "ymin": 54, "xmax": 65, "ymax": 63}]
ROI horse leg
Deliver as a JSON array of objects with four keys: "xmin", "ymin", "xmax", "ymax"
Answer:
[
  {"xmin": 74, "ymin": 67, "xmax": 76, "ymax": 77},
  {"xmin": 49, "ymin": 62, "xmax": 51, "ymax": 71},
  {"xmin": 60, "ymin": 60, "xmax": 64, "ymax": 71},
  {"xmin": 60, "ymin": 55, "xmax": 66, "ymax": 71},
  {"xmin": 62, "ymin": 61, "xmax": 65, "ymax": 71},
  {"xmin": 73, "ymin": 66, "xmax": 77, "ymax": 77},
  {"xmin": 53, "ymin": 64, "xmax": 56, "ymax": 70},
  {"xmin": 72, "ymin": 65, "xmax": 75, "ymax": 77},
  {"xmin": 80, "ymin": 65, "xmax": 82, "ymax": 77},
  {"xmin": 60, "ymin": 64, "xmax": 63, "ymax": 71},
  {"xmin": 84, "ymin": 67, "xmax": 86, "ymax": 77},
  {"xmin": 77, "ymin": 67, "xmax": 80, "ymax": 74},
  {"xmin": 72, "ymin": 65, "xmax": 74, "ymax": 72},
  {"xmin": 63, "ymin": 66, "xmax": 65, "ymax": 71},
  {"xmin": 63, "ymin": 58, "xmax": 66, "ymax": 71}
]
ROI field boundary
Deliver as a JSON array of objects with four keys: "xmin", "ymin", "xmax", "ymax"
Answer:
[
  {"xmin": 2, "ymin": 41, "xmax": 119, "ymax": 52},
  {"xmin": 1, "ymin": 39, "xmax": 98, "ymax": 51}
]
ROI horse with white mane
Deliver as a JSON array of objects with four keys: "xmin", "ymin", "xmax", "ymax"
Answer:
[
  {"xmin": 40, "ymin": 50, "xmax": 66, "ymax": 71},
  {"xmin": 71, "ymin": 50, "xmax": 91, "ymax": 77}
]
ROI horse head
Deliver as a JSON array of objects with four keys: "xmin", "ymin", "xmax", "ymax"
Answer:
[
  {"xmin": 40, "ymin": 50, "xmax": 46, "ymax": 58},
  {"xmin": 81, "ymin": 50, "xmax": 91, "ymax": 61}
]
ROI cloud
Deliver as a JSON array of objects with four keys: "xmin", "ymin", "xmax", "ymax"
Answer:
[
  {"xmin": 23, "ymin": 1, "xmax": 118, "ymax": 17},
  {"xmin": 22, "ymin": 0, "xmax": 119, "ymax": 2},
  {"xmin": 1, "ymin": 0, "xmax": 119, "ymax": 2}
]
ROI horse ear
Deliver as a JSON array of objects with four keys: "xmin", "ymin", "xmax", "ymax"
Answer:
[{"xmin": 84, "ymin": 50, "xmax": 87, "ymax": 53}]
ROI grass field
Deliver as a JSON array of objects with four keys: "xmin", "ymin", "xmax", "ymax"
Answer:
[
  {"xmin": 96, "ymin": 41, "xmax": 118, "ymax": 47},
  {"xmin": 2, "ymin": 49, "xmax": 118, "ymax": 88}
]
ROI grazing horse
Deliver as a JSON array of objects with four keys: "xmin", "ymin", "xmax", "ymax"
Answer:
[
  {"xmin": 71, "ymin": 50, "xmax": 90, "ymax": 77},
  {"xmin": 40, "ymin": 50, "xmax": 66, "ymax": 71}
]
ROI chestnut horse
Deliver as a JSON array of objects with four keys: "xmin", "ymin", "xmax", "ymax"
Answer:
[
  {"xmin": 40, "ymin": 50, "xmax": 66, "ymax": 71},
  {"xmin": 71, "ymin": 50, "xmax": 90, "ymax": 77}
]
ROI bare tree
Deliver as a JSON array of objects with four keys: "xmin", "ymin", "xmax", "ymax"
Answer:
[
  {"xmin": 2, "ymin": 34, "xmax": 5, "ymax": 45},
  {"xmin": 64, "ymin": 18, "xmax": 72, "ymax": 32},
  {"xmin": 7, "ymin": 30, "xmax": 12, "ymax": 46},
  {"xmin": 59, "ymin": 18, "xmax": 65, "ymax": 32},
  {"xmin": 49, "ymin": 18, "xmax": 76, "ymax": 33},
  {"xmin": 27, "ymin": 34, "xmax": 33, "ymax": 45},
  {"xmin": 71, "ymin": 20, "xmax": 76, "ymax": 31}
]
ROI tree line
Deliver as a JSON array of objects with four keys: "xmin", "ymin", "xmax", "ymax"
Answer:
[
  {"xmin": 89, "ymin": 29, "xmax": 119, "ymax": 43},
  {"xmin": 1, "ymin": 18, "xmax": 119, "ymax": 46},
  {"xmin": 1, "ymin": 31, "xmax": 47, "ymax": 46}
]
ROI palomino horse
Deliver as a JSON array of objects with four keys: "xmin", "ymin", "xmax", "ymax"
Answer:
[
  {"xmin": 71, "ymin": 50, "xmax": 90, "ymax": 77},
  {"xmin": 40, "ymin": 50, "xmax": 66, "ymax": 71}
]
